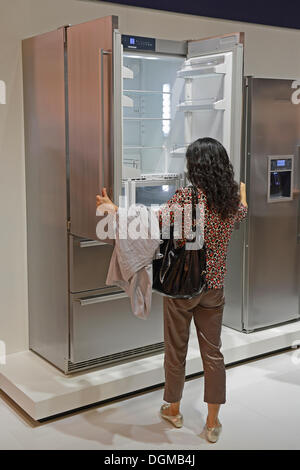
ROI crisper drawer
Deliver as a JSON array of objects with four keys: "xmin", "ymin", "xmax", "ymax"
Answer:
[
  {"xmin": 69, "ymin": 235, "xmax": 114, "ymax": 293},
  {"xmin": 70, "ymin": 289, "xmax": 164, "ymax": 365}
]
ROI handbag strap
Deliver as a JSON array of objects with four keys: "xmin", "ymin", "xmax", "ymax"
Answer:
[
  {"xmin": 190, "ymin": 186, "xmax": 198, "ymax": 239},
  {"xmin": 192, "ymin": 186, "xmax": 197, "ymax": 225}
]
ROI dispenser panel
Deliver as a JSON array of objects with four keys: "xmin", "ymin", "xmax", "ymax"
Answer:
[{"xmin": 267, "ymin": 156, "xmax": 294, "ymax": 202}]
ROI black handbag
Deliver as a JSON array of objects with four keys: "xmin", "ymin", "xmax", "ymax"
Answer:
[{"xmin": 152, "ymin": 186, "xmax": 207, "ymax": 299}]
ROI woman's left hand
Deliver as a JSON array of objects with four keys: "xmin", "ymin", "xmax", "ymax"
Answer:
[{"xmin": 96, "ymin": 188, "xmax": 118, "ymax": 213}]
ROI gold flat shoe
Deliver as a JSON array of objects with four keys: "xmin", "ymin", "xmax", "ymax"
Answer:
[
  {"xmin": 160, "ymin": 404, "xmax": 183, "ymax": 428},
  {"xmin": 204, "ymin": 420, "xmax": 222, "ymax": 443}
]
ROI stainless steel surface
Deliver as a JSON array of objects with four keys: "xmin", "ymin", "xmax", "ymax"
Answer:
[
  {"xmin": 223, "ymin": 224, "xmax": 246, "ymax": 331},
  {"xmin": 223, "ymin": 75, "xmax": 249, "ymax": 331},
  {"xmin": 69, "ymin": 235, "xmax": 114, "ymax": 293},
  {"xmin": 241, "ymin": 76, "xmax": 253, "ymax": 332},
  {"xmin": 244, "ymin": 78, "xmax": 300, "ymax": 331},
  {"xmin": 70, "ymin": 291, "xmax": 164, "ymax": 364},
  {"xmin": 22, "ymin": 28, "xmax": 69, "ymax": 371},
  {"xmin": 67, "ymin": 339, "xmax": 164, "ymax": 373},
  {"xmin": 67, "ymin": 16, "xmax": 118, "ymax": 240},
  {"xmin": 78, "ymin": 292, "xmax": 128, "ymax": 305}
]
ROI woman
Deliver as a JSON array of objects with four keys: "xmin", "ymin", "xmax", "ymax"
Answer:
[{"xmin": 96, "ymin": 137, "xmax": 248, "ymax": 443}]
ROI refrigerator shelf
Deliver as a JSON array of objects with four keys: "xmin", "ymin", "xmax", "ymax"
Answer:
[
  {"xmin": 177, "ymin": 63, "xmax": 226, "ymax": 79},
  {"xmin": 123, "ymin": 89, "xmax": 171, "ymax": 95},
  {"xmin": 139, "ymin": 173, "xmax": 180, "ymax": 180},
  {"xmin": 124, "ymin": 146, "xmax": 166, "ymax": 149},
  {"xmin": 177, "ymin": 99, "xmax": 226, "ymax": 112},
  {"xmin": 123, "ymin": 117, "xmax": 172, "ymax": 121},
  {"xmin": 170, "ymin": 146, "xmax": 188, "ymax": 157}
]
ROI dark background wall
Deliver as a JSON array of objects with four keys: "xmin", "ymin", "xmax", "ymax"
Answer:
[{"xmin": 89, "ymin": 0, "xmax": 300, "ymax": 30}]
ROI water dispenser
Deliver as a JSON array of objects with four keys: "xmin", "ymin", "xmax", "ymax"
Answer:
[{"xmin": 267, "ymin": 156, "xmax": 294, "ymax": 202}]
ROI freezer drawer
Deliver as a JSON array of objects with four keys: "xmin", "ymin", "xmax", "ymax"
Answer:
[
  {"xmin": 70, "ymin": 290, "xmax": 164, "ymax": 364},
  {"xmin": 69, "ymin": 235, "xmax": 114, "ymax": 293}
]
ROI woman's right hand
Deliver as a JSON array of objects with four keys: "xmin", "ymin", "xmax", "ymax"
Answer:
[{"xmin": 96, "ymin": 188, "xmax": 118, "ymax": 213}]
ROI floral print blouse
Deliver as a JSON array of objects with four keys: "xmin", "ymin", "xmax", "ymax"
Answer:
[{"xmin": 159, "ymin": 186, "xmax": 248, "ymax": 289}]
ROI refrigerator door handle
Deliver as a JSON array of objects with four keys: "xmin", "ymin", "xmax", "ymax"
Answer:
[
  {"xmin": 100, "ymin": 49, "xmax": 112, "ymax": 190},
  {"xmin": 78, "ymin": 292, "xmax": 127, "ymax": 306},
  {"xmin": 79, "ymin": 240, "xmax": 108, "ymax": 248}
]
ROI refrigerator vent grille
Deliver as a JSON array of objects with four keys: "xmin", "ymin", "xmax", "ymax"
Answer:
[{"xmin": 68, "ymin": 342, "xmax": 165, "ymax": 372}]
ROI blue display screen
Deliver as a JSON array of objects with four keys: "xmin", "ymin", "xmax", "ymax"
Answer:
[
  {"xmin": 277, "ymin": 160, "xmax": 286, "ymax": 166},
  {"xmin": 122, "ymin": 35, "xmax": 156, "ymax": 51}
]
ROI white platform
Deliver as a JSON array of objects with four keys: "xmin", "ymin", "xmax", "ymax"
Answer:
[{"xmin": 1, "ymin": 321, "xmax": 300, "ymax": 421}]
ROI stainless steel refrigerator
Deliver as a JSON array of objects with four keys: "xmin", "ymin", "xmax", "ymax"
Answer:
[
  {"xmin": 224, "ymin": 77, "xmax": 300, "ymax": 332},
  {"xmin": 22, "ymin": 16, "xmax": 245, "ymax": 373},
  {"xmin": 22, "ymin": 15, "xmax": 299, "ymax": 374}
]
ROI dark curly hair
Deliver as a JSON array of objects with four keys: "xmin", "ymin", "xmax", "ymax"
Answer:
[{"xmin": 186, "ymin": 137, "xmax": 240, "ymax": 219}]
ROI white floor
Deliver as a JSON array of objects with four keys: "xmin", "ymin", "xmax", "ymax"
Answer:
[
  {"xmin": 1, "ymin": 321, "xmax": 300, "ymax": 421},
  {"xmin": 1, "ymin": 349, "xmax": 300, "ymax": 450}
]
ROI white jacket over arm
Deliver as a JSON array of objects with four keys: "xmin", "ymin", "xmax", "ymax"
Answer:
[{"xmin": 105, "ymin": 206, "xmax": 160, "ymax": 319}]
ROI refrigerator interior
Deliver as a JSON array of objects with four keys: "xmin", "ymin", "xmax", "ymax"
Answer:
[
  {"xmin": 122, "ymin": 45, "xmax": 241, "ymax": 206},
  {"xmin": 122, "ymin": 53, "xmax": 185, "ymax": 178}
]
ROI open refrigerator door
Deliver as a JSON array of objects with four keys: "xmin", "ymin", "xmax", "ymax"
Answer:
[{"xmin": 176, "ymin": 33, "xmax": 244, "ymax": 180}]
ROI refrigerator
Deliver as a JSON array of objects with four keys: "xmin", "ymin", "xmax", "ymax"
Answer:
[
  {"xmin": 22, "ymin": 15, "xmax": 252, "ymax": 374},
  {"xmin": 224, "ymin": 77, "xmax": 300, "ymax": 332}
]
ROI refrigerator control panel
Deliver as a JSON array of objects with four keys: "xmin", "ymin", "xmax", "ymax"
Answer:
[
  {"xmin": 270, "ymin": 158, "xmax": 292, "ymax": 171},
  {"xmin": 267, "ymin": 155, "xmax": 294, "ymax": 203},
  {"xmin": 122, "ymin": 35, "xmax": 156, "ymax": 51}
]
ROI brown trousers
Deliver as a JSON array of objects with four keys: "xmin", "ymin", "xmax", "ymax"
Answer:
[{"xmin": 163, "ymin": 288, "xmax": 226, "ymax": 404}]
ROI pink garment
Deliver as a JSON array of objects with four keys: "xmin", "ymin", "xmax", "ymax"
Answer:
[{"xmin": 106, "ymin": 208, "xmax": 160, "ymax": 319}]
